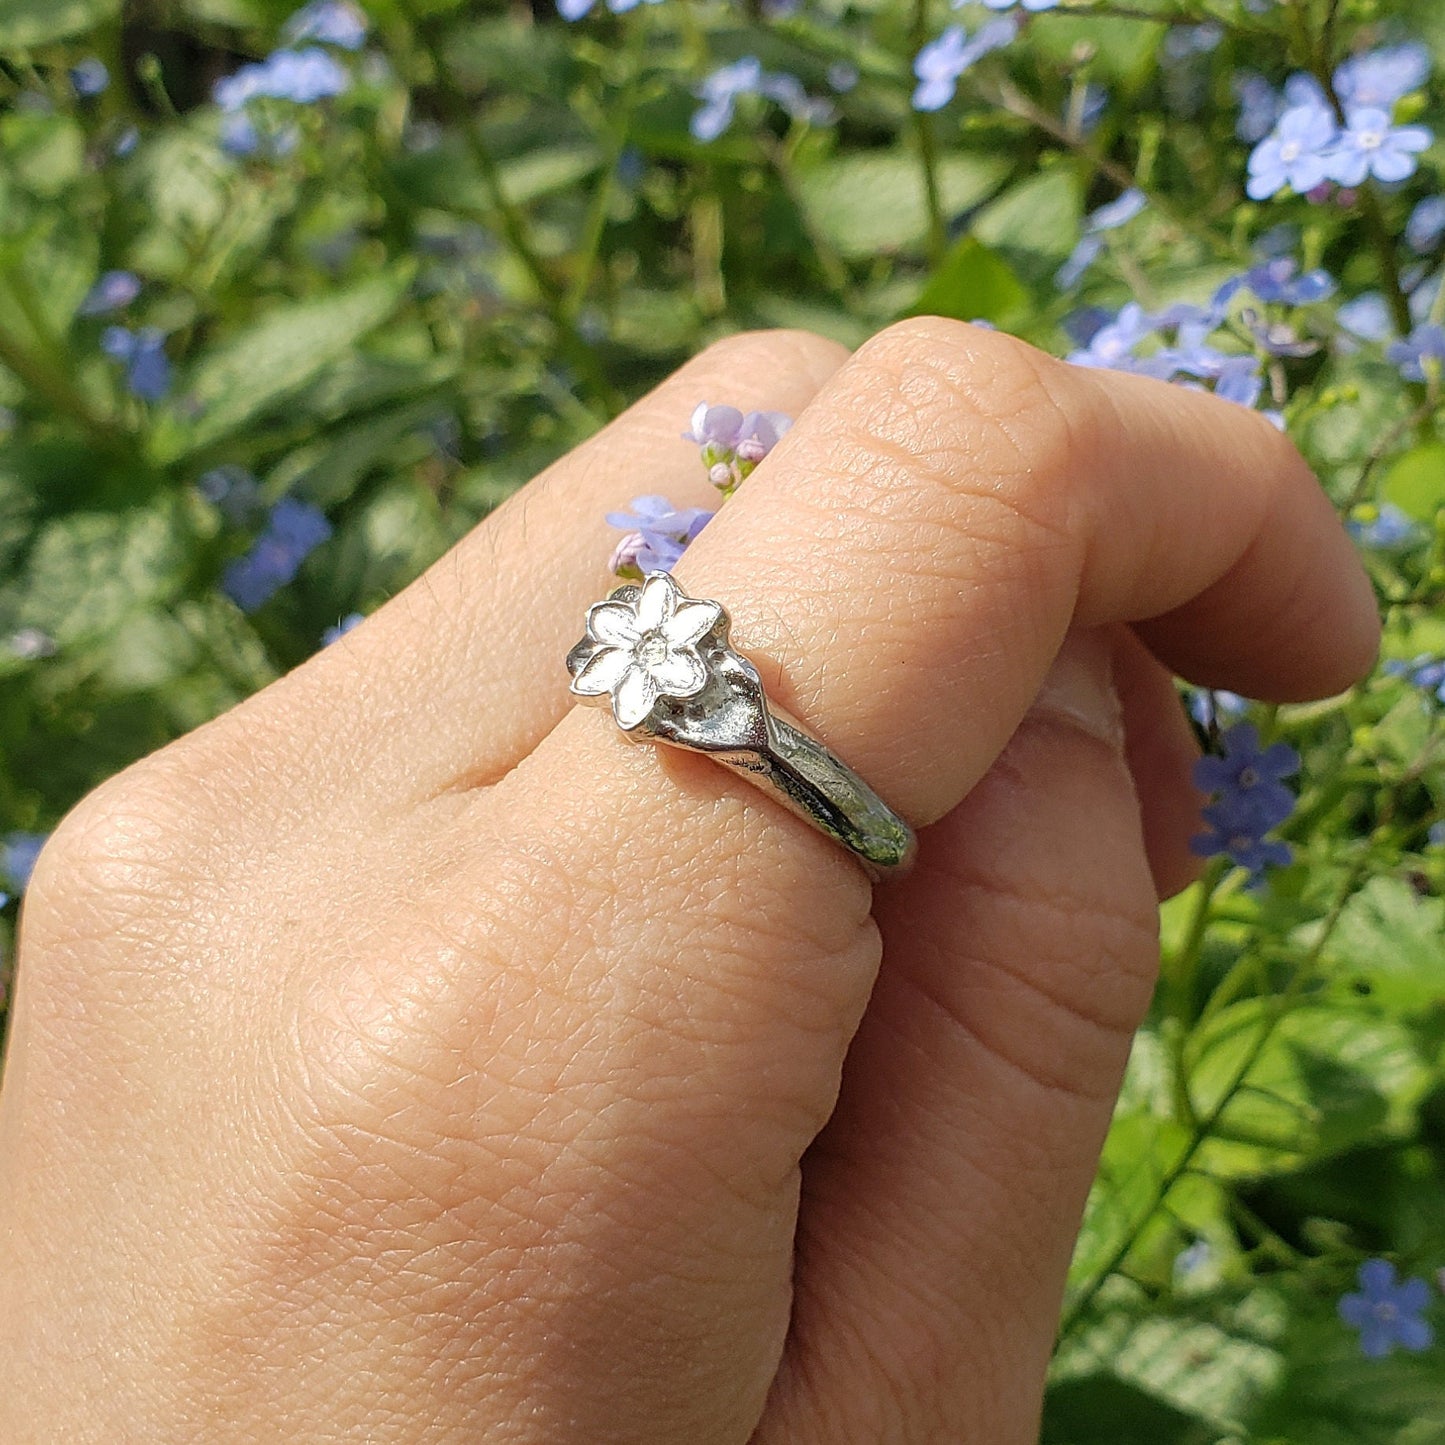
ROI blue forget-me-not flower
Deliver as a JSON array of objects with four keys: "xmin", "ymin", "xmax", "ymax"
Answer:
[
  {"xmin": 70, "ymin": 59, "xmax": 110, "ymax": 97},
  {"xmin": 912, "ymin": 18, "xmax": 1019, "ymax": 112},
  {"xmin": 1338, "ymin": 1260, "xmax": 1435, "ymax": 1359},
  {"xmin": 1246, "ymin": 102, "xmax": 1338, "ymax": 199},
  {"xmin": 100, "ymin": 326, "xmax": 171, "ymax": 401},
  {"xmin": 2, "ymin": 833, "xmax": 48, "ymax": 893}
]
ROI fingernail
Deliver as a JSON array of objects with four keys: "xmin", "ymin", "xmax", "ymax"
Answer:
[{"xmin": 1029, "ymin": 628, "xmax": 1124, "ymax": 749}]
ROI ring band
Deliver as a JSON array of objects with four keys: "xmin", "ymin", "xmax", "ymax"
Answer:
[{"xmin": 566, "ymin": 571, "xmax": 916, "ymax": 878}]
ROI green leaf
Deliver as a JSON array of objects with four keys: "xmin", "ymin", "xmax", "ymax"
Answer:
[
  {"xmin": 799, "ymin": 151, "xmax": 1009, "ymax": 258},
  {"xmin": 158, "ymin": 269, "xmax": 415, "ymax": 459},
  {"xmin": 971, "ymin": 170, "xmax": 1084, "ymax": 279},
  {"xmin": 1320, "ymin": 876, "xmax": 1445, "ymax": 1016},
  {"xmin": 1186, "ymin": 1001, "xmax": 1432, "ymax": 1177},
  {"xmin": 0, "ymin": 501, "xmax": 194, "ymax": 647},
  {"xmin": 909, "ymin": 235, "xmax": 1029, "ymax": 326},
  {"xmin": 1042, "ymin": 1375, "xmax": 1217, "ymax": 1445},
  {"xmin": 0, "ymin": 0, "xmax": 118, "ymax": 48},
  {"xmin": 1383, "ymin": 442, "xmax": 1445, "ymax": 521}
]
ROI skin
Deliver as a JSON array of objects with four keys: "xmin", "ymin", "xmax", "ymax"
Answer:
[{"xmin": 0, "ymin": 320, "xmax": 1379, "ymax": 1443}]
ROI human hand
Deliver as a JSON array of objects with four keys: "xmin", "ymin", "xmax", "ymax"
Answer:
[{"xmin": 0, "ymin": 321, "xmax": 1378, "ymax": 1443}]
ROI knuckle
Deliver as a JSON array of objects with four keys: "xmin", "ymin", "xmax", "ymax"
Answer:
[
  {"xmin": 25, "ymin": 745, "xmax": 215, "ymax": 934},
  {"xmin": 843, "ymin": 316, "xmax": 1098, "ymax": 540}
]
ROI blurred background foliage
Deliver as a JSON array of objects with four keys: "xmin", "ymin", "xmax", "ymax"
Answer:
[{"xmin": 1, "ymin": 0, "xmax": 1444, "ymax": 1438}]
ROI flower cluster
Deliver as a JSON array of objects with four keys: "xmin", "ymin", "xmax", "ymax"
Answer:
[
  {"xmin": 221, "ymin": 497, "xmax": 334, "ymax": 613},
  {"xmin": 211, "ymin": 3, "xmax": 362, "ymax": 157},
  {"xmin": 683, "ymin": 403, "xmax": 791, "ymax": 495},
  {"xmin": 1189, "ymin": 723, "xmax": 1300, "ymax": 880},
  {"xmin": 1065, "ymin": 256, "xmax": 1343, "ymax": 416},
  {"xmin": 1244, "ymin": 48, "xmax": 1433, "ymax": 200},
  {"xmin": 605, "ymin": 403, "xmax": 791, "ymax": 579}
]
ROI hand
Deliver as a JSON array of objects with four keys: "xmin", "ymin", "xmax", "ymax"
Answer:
[{"xmin": 0, "ymin": 321, "xmax": 1378, "ymax": 1443}]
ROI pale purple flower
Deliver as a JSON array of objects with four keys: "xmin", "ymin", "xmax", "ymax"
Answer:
[
  {"xmin": 222, "ymin": 498, "xmax": 333, "ymax": 611},
  {"xmin": 912, "ymin": 18, "xmax": 1018, "ymax": 112},
  {"xmin": 7, "ymin": 628, "xmax": 57, "ymax": 660},
  {"xmin": 605, "ymin": 495, "xmax": 714, "ymax": 574},
  {"xmin": 682, "ymin": 402, "xmax": 790, "ymax": 462},
  {"xmin": 1233, "ymin": 71, "xmax": 1281, "ymax": 143},
  {"xmin": 1334, "ymin": 43, "xmax": 1431, "ymax": 110},
  {"xmin": 1407, "ymin": 196, "xmax": 1445, "ymax": 254},
  {"xmin": 1056, "ymin": 189, "xmax": 1147, "ymax": 289},
  {"xmin": 1337, "ymin": 292, "xmax": 1394, "ymax": 342},
  {"xmin": 1348, "ymin": 504, "xmax": 1424, "ymax": 549},
  {"xmin": 78, "ymin": 270, "xmax": 141, "ymax": 316},
  {"xmin": 1327, "ymin": 108, "xmax": 1432, "ymax": 187},
  {"xmin": 283, "ymin": 0, "xmax": 368, "ymax": 49},
  {"xmin": 1216, "ymin": 256, "xmax": 1335, "ymax": 307},
  {"xmin": 980, "ymin": 0, "xmax": 1058, "ymax": 10},
  {"xmin": 691, "ymin": 57, "xmax": 763, "ymax": 141},
  {"xmin": 1088, "ymin": 188, "xmax": 1147, "ymax": 231},
  {"xmin": 1246, "ymin": 102, "xmax": 1338, "ymax": 199},
  {"xmin": 213, "ymin": 46, "xmax": 350, "ymax": 112},
  {"xmin": 560, "ymin": 0, "xmax": 663, "ymax": 15},
  {"xmin": 1339, "ymin": 1260, "xmax": 1434, "ymax": 1359},
  {"xmin": 1066, "ymin": 302, "xmax": 1156, "ymax": 369},
  {"xmin": 1190, "ymin": 721, "xmax": 1299, "ymax": 879}
]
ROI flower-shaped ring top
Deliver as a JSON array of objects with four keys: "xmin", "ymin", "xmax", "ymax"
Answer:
[
  {"xmin": 565, "ymin": 570, "xmax": 917, "ymax": 878},
  {"xmin": 568, "ymin": 571, "xmax": 723, "ymax": 730}
]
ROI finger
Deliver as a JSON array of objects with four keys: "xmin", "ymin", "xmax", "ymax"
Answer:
[
  {"xmin": 211, "ymin": 329, "xmax": 848, "ymax": 807},
  {"xmin": 1113, "ymin": 627, "xmax": 1205, "ymax": 899},
  {"xmin": 321, "ymin": 319, "xmax": 1376, "ymax": 1433},
  {"xmin": 757, "ymin": 629, "xmax": 1156, "ymax": 1443}
]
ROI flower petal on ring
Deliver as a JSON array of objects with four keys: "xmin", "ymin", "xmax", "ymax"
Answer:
[
  {"xmin": 571, "ymin": 644, "xmax": 631, "ymax": 696},
  {"xmin": 634, "ymin": 572, "xmax": 677, "ymax": 632},
  {"xmin": 588, "ymin": 601, "xmax": 641, "ymax": 648},
  {"xmin": 614, "ymin": 663, "xmax": 660, "ymax": 729},
  {"xmin": 666, "ymin": 598, "xmax": 722, "ymax": 647},
  {"xmin": 650, "ymin": 646, "xmax": 707, "ymax": 698}
]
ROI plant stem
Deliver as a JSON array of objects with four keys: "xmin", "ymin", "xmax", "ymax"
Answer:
[
  {"xmin": 565, "ymin": 21, "xmax": 648, "ymax": 321},
  {"xmin": 910, "ymin": 0, "xmax": 947, "ymax": 268},
  {"xmin": 1058, "ymin": 848, "xmax": 1371, "ymax": 1342},
  {"xmin": 396, "ymin": 0, "xmax": 621, "ymax": 415}
]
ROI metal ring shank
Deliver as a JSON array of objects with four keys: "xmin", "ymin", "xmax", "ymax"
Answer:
[{"xmin": 706, "ymin": 712, "xmax": 916, "ymax": 879}]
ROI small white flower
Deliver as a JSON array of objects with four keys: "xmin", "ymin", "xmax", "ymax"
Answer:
[{"xmin": 570, "ymin": 572, "xmax": 722, "ymax": 729}]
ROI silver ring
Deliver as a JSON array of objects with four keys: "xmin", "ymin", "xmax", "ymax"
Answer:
[{"xmin": 566, "ymin": 571, "xmax": 916, "ymax": 879}]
